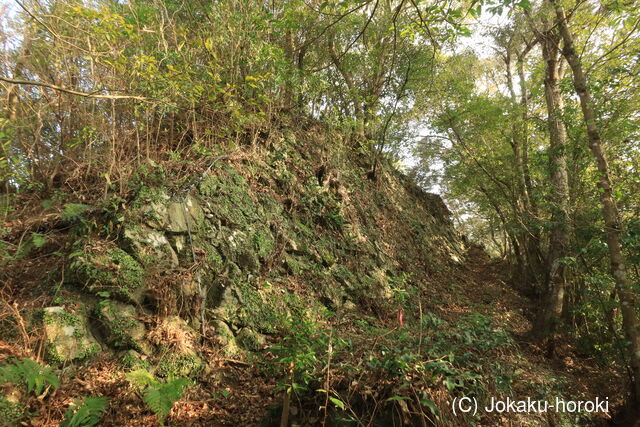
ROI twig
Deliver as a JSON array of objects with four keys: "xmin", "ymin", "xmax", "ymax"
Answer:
[
  {"xmin": 418, "ymin": 298, "xmax": 423, "ymax": 356},
  {"xmin": 322, "ymin": 328, "xmax": 334, "ymax": 426},
  {"xmin": 219, "ymin": 358, "xmax": 251, "ymax": 366},
  {"xmin": 280, "ymin": 361, "xmax": 294, "ymax": 427},
  {"xmin": 0, "ymin": 76, "xmax": 149, "ymax": 101}
]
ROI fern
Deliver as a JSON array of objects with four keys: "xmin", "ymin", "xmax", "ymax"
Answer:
[
  {"xmin": 61, "ymin": 396, "xmax": 108, "ymax": 427},
  {"xmin": 0, "ymin": 358, "xmax": 59, "ymax": 396},
  {"xmin": 61, "ymin": 203, "xmax": 91, "ymax": 221},
  {"xmin": 125, "ymin": 369, "xmax": 192, "ymax": 425},
  {"xmin": 143, "ymin": 378, "xmax": 191, "ymax": 425},
  {"xmin": 125, "ymin": 369, "xmax": 158, "ymax": 389}
]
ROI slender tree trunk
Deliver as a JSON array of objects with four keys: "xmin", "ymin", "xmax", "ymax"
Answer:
[
  {"xmin": 505, "ymin": 43, "xmax": 544, "ymax": 290},
  {"xmin": 517, "ymin": 56, "xmax": 536, "ymax": 211},
  {"xmin": 535, "ymin": 28, "xmax": 571, "ymax": 340},
  {"xmin": 1, "ymin": 36, "xmax": 32, "ymax": 193},
  {"xmin": 551, "ymin": 0, "xmax": 640, "ymax": 407},
  {"xmin": 517, "ymin": 53, "xmax": 546, "ymax": 283}
]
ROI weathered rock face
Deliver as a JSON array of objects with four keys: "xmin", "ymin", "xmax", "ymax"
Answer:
[
  {"xmin": 95, "ymin": 300, "xmax": 152, "ymax": 355},
  {"xmin": 41, "ymin": 307, "xmax": 100, "ymax": 364},
  {"xmin": 35, "ymin": 125, "xmax": 466, "ymax": 374},
  {"xmin": 69, "ymin": 243, "xmax": 145, "ymax": 303},
  {"xmin": 123, "ymin": 225, "xmax": 179, "ymax": 268}
]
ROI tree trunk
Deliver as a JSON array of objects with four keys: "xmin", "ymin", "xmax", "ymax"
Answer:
[
  {"xmin": 505, "ymin": 42, "xmax": 544, "ymax": 291},
  {"xmin": 551, "ymin": 0, "xmax": 640, "ymax": 407},
  {"xmin": 1, "ymin": 36, "xmax": 32, "ymax": 193},
  {"xmin": 327, "ymin": 32, "xmax": 364, "ymax": 142},
  {"xmin": 535, "ymin": 27, "xmax": 571, "ymax": 340}
]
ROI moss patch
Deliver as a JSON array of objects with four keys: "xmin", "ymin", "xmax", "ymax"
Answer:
[
  {"xmin": 120, "ymin": 350, "xmax": 151, "ymax": 371},
  {"xmin": 0, "ymin": 396, "xmax": 24, "ymax": 426},
  {"xmin": 156, "ymin": 351, "xmax": 203, "ymax": 378},
  {"xmin": 70, "ymin": 242, "xmax": 145, "ymax": 303}
]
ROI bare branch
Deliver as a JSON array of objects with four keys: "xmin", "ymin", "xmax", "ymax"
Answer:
[{"xmin": 0, "ymin": 76, "xmax": 149, "ymax": 101}]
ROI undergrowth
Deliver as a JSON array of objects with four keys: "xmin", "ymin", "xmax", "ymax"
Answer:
[{"xmin": 126, "ymin": 369, "xmax": 192, "ymax": 425}]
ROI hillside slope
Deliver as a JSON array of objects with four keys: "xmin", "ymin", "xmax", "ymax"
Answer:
[{"xmin": 0, "ymin": 117, "xmax": 615, "ymax": 426}]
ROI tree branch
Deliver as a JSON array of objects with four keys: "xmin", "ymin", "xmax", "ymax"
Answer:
[{"xmin": 0, "ymin": 76, "xmax": 149, "ymax": 101}]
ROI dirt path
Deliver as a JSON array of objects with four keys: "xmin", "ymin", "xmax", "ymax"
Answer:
[{"xmin": 460, "ymin": 248, "xmax": 624, "ymax": 426}]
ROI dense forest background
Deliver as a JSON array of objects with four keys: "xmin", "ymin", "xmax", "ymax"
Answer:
[{"xmin": 1, "ymin": 0, "xmax": 640, "ymax": 425}]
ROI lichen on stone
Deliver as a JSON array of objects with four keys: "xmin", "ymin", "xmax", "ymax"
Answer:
[
  {"xmin": 123, "ymin": 225, "xmax": 179, "ymax": 268},
  {"xmin": 40, "ymin": 306, "xmax": 99, "ymax": 365}
]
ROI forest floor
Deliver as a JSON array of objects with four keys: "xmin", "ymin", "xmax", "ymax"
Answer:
[
  {"xmin": 456, "ymin": 247, "xmax": 624, "ymax": 426},
  {"xmin": 1, "ymin": 245, "xmax": 626, "ymax": 426}
]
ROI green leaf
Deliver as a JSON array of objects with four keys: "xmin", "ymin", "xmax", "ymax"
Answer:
[
  {"xmin": 125, "ymin": 369, "xmax": 158, "ymax": 389},
  {"xmin": 0, "ymin": 358, "xmax": 59, "ymax": 396},
  {"xmin": 61, "ymin": 203, "xmax": 91, "ymax": 221},
  {"xmin": 420, "ymin": 397, "xmax": 440, "ymax": 418},
  {"xmin": 142, "ymin": 377, "xmax": 192, "ymax": 425},
  {"xmin": 31, "ymin": 232, "xmax": 47, "ymax": 249},
  {"xmin": 329, "ymin": 396, "xmax": 346, "ymax": 410},
  {"xmin": 517, "ymin": 0, "xmax": 532, "ymax": 10}
]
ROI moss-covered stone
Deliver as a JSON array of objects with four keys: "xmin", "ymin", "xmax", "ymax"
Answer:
[
  {"xmin": 213, "ymin": 320, "xmax": 241, "ymax": 357},
  {"xmin": 120, "ymin": 349, "xmax": 151, "ymax": 371},
  {"xmin": 253, "ymin": 229, "xmax": 275, "ymax": 259},
  {"xmin": 0, "ymin": 395, "xmax": 24, "ymax": 427},
  {"xmin": 197, "ymin": 166, "xmax": 264, "ymax": 227},
  {"xmin": 205, "ymin": 247, "xmax": 224, "ymax": 271},
  {"xmin": 129, "ymin": 186, "xmax": 204, "ymax": 235},
  {"xmin": 76, "ymin": 129, "xmax": 468, "ymax": 376},
  {"xmin": 235, "ymin": 282, "xmax": 278, "ymax": 332},
  {"xmin": 41, "ymin": 306, "xmax": 99, "ymax": 365},
  {"xmin": 218, "ymin": 229, "xmax": 260, "ymax": 272},
  {"xmin": 96, "ymin": 300, "xmax": 152, "ymax": 354},
  {"xmin": 284, "ymin": 255, "xmax": 303, "ymax": 275},
  {"xmin": 332, "ymin": 264, "xmax": 356, "ymax": 286},
  {"xmin": 156, "ymin": 351, "xmax": 203, "ymax": 378},
  {"xmin": 130, "ymin": 186, "xmax": 170, "ymax": 229},
  {"xmin": 70, "ymin": 243, "xmax": 145, "ymax": 303},
  {"xmin": 165, "ymin": 196, "xmax": 204, "ymax": 233},
  {"xmin": 236, "ymin": 327, "xmax": 266, "ymax": 351},
  {"xmin": 123, "ymin": 225, "xmax": 179, "ymax": 268}
]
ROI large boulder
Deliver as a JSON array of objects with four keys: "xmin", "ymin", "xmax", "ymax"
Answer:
[
  {"xmin": 41, "ymin": 306, "xmax": 100, "ymax": 364},
  {"xmin": 95, "ymin": 300, "xmax": 152, "ymax": 355},
  {"xmin": 69, "ymin": 243, "xmax": 145, "ymax": 303}
]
